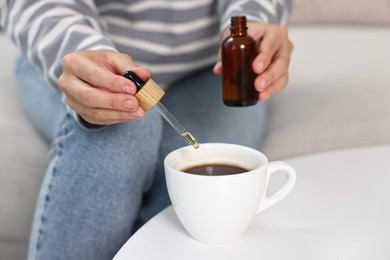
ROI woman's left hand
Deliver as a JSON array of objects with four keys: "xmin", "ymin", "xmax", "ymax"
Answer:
[{"xmin": 214, "ymin": 22, "xmax": 293, "ymax": 102}]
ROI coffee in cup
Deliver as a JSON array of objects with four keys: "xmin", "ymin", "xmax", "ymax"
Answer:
[{"xmin": 181, "ymin": 163, "xmax": 249, "ymax": 175}]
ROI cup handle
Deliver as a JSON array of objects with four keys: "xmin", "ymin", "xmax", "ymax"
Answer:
[{"xmin": 257, "ymin": 161, "xmax": 296, "ymax": 214}]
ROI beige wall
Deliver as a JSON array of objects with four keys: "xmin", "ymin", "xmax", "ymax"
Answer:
[{"xmin": 290, "ymin": 0, "xmax": 390, "ymax": 25}]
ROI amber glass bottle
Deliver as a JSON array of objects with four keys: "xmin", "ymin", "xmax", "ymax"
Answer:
[{"xmin": 222, "ymin": 16, "xmax": 258, "ymax": 106}]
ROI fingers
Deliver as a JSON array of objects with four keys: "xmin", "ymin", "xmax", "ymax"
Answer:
[
  {"xmin": 63, "ymin": 76, "xmax": 140, "ymax": 111},
  {"xmin": 213, "ymin": 44, "xmax": 222, "ymax": 74},
  {"xmin": 59, "ymin": 50, "xmax": 152, "ymax": 125},
  {"xmin": 213, "ymin": 27, "xmax": 230, "ymax": 75},
  {"xmin": 257, "ymin": 74, "xmax": 289, "ymax": 102},
  {"xmin": 252, "ymin": 25, "xmax": 288, "ymax": 74},
  {"xmin": 77, "ymin": 109, "xmax": 144, "ymax": 125},
  {"xmin": 66, "ymin": 94, "xmax": 144, "ymax": 125},
  {"xmin": 62, "ymin": 51, "xmax": 150, "ymax": 94},
  {"xmin": 254, "ymin": 39, "xmax": 292, "ymax": 89},
  {"xmin": 61, "ymin": 74, "xmax": 144, "ymax": 125},
  {"xmin": 213, "ymin": 60, "xmax": 222, "ymax": 74},
  {"xmin": 253, "ymin": 27, "xmax": 293, "ymax": 101}
]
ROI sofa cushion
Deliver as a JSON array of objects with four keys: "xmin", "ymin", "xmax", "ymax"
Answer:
[
  {"xmin": 0, "ymin": 34, "xmax": 49, "ymax": 259},
  {"xmin": 261, "ymin": 27, "xmax": 390, "ymax": 160},
  {"xmin": 290, "ymin": 0, "xmax": 390, "ymax": 25}
]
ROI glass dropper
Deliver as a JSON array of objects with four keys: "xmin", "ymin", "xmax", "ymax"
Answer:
[
  {"xmin": 123, "ymin": 71, "xmax": 200, "ymax": 149},
  {"xmin": 155, "ymin": 102, "xmax": 199, "ymax": 149}
]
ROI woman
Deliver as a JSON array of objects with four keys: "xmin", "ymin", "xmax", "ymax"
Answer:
[{"xmin": 1, "ymin": 1, "xmax": 293, "ymax": 259}]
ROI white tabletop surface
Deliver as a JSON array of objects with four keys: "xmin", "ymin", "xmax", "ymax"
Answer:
[{"xmin": 114, "ymin": 145, "xmax": 390, "ymax": 260}]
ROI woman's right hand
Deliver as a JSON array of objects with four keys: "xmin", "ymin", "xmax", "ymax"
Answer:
[{"xmin": 58, "ymin": 50, "xmax": 150, "ymax": 125}]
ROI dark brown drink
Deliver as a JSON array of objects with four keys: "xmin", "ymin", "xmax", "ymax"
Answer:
[{"xmin": 181, "ymin": 164, "xmax": 249, "ymax": 176}]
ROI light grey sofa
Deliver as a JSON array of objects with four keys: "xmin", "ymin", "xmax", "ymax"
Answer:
[{"xmin": 1, "ymin": 1, "xmax": 390, "ymax": 259}]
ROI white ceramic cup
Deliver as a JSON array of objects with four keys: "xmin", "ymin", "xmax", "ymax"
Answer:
[{"xmin": 164, "ymin": 143, "xmax": 296, "ymax": 244}]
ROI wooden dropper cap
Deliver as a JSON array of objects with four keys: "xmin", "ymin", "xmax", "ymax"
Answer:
[{"xmin": 123, "ymin": 71, "xmax": 165, "ymax": 111}]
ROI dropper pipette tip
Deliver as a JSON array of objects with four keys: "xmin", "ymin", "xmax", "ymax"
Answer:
[
  {"xmin": 181, "ymin": 132, "xmax": 200, "ymax": 149},
  {"xmin": 192, "ymin": 141, "xmax": 200, "ymax": 149}
]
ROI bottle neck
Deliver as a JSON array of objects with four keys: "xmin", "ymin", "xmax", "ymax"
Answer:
[{"xmin": 230, "ymin": 16, "xmax": 248, "ymax": 36}]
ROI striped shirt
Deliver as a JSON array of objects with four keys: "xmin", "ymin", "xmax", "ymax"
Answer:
[
  {"xmin": 1, "ymin": 0, "xmax": 292, "ymax": 124},
  {"xmin": 1, "ymin": 0, "xmax": 292, "ymax": 87}
]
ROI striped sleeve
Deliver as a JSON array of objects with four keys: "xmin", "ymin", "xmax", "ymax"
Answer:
[
  {"xmin": 0, "ymin": 0, "xmax": 117, "ymax": 92},
  {"xmin": 1, "ymin": 0, "xmax": 293, "ymax": 91},
  {"xmin": 218, "ymin": 0, "xmax": 293, "ymax": 32}
]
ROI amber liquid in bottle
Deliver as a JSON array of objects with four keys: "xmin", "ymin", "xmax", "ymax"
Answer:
[{"xmin": 222, "ymin": 16, "xmax": 258, "ymax": 106}]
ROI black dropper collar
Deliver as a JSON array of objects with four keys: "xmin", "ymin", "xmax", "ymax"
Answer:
[{"xmin": 123, "ymin": 71, "xmax": 144, "ymax": 92}]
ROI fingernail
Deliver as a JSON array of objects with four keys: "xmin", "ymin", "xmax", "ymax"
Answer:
[
  {"xmin": 124, "ymin": 100, "xmax": 134, "ymax": 109},
  {"xmin": 260, "ymin": 79, "xmax": 267, "ymax": 89},
  {"xmin": 130, "ymin": 110, "xmax": 143, "ymax": 118},
  {"xmin": 213, "ymin": 61, "xmax": 222, "ymax": 72},
  {"xmin": 123, "ymin": 85, "xmax": 133, "ymax": 94},
  {"xmin": 256, "ymin": 61, "xmax": 264, "ymax": 72},
  {"xmin": 262, "ymin": 91, "xmax": 270, "ymax": 101}
]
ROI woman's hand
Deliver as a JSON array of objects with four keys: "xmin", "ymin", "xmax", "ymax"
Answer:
[
  {"xmin": 214, "ymin": 22, "xmax": 293, "ymax": 102},
  {"xmin": 58, "ymin": 50, "xmax": 150, "ymax": 125}
]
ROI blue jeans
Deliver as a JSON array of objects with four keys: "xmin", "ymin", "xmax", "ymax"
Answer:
[{"xmin": 15, "ymin": 55, "xmax": 268, "ymax": 260}]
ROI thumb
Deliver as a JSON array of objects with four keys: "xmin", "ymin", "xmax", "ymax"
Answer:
[
  {"xmin": 106, "ymin": 52, "xmax": 151, "ymax": 82},
  {"xmin": 213, "ymin": 48, "xmax": 222, "ymax": 74},
  {"xmin": 214, "ymin": 27, "xmax": 231, "ymax": 75}
]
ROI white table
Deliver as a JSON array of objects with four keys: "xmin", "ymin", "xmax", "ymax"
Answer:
[{"xmin": 114, "ymin": 145, "xmax": 390, "ymax": 260}]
